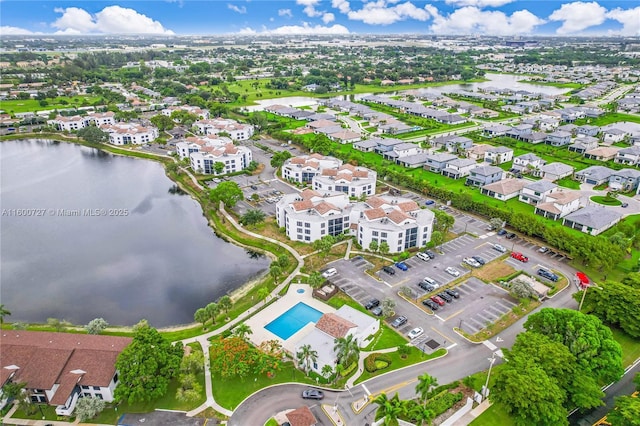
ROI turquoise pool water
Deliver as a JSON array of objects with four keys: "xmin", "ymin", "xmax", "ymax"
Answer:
[{"xmin": 265, "ymin": 302, "xmax": 323, "ymax": 340}]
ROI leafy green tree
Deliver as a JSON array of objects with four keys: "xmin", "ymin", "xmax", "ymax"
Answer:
[
  {"xmin": 509, "ymin": 280, "xmax": 538, "ymax": 300},
  {"xmin": 257, "ymin": 287, "xmax": 270, "ymax": 301},
  {"xmin": 232, "ymin": 323, "xmax": 253, "ymax": 341},
  {"xmin": 379, "ymin": 241, "xmax": 390, "ymax": 255},
  {"xmin": 373, "ymin": 393, "xmax": 405, "ymax": 426},
  {"xmin": 1, "ymin": 381, "xmax": 25, "ymax": 401},
  {"xmin": 0, "ymin": 304, "xmax": 11, "ymax": 324},
  {"xmin": 312, "ymin": 235, "xmax": 336, "ymax": 259},
  {"xmin": 271, "ymin": 150, "xmax": 292, "ymax": 168},
  {"xmin": 433, "ymin": 210, "xmax": 455, "ymax": 233},
  {"xmin": 321, "ymin": 364, "xmax": 333, "ymax": 380},
  {"xmin": 334, "ymin": 334, "xmax": 360, "ymax": 367},
  {"xmin": 12, "ymin": 321, "xmax": 26, "ymax": 330},
  {"xmin": 194, "ymin": 308, "xmax": 208, "ymax": 327},
  {"xmin": 429, "ymin": 231, "xmax": 444, "ymax": 249},
  {"xmin": 209, "ymin": 181, "xmax": 243, "ymax": 208},
  {"xmin": 213, "ymin": 161, "xmax": 225, "ymax": 175},
  {"xmin": 205, "ymin": 302, "xmax": 219, "ymax": 324},
  {"xmin": 47, "ymin": 317, "xmax": 66, "ymax": 332},
  {"xmin": 575, "ymin": 280, "xmax": 640, "ymax": 337},
  {"xmin": 381, "ymin": 298, "xmax": 396, "ymax": 318},
  {"xmin": 240, "ymin": 209, "xmax": 266, "ymax": 226},
  {"xmin": 524, "ymin": 308, "xmax": 624, "ymax": 385},
  {"xmin": 175, "ymin": 373, "xmax": 202, "ymax": 402},
  {"xmin": 77, "ymin": 126, "xmax": 108, "ymax": 143},
  {"xmin": 150, "ymin": 114, "xmax": 175, "ymax": 131},
  {"xmin": 307, "ymin": 271, "xmax": 325, "ymax": 289},
  {"xmin": 269, "ymin": 264, "xmax": 282, "ymax": 283},
  {"xmin": 209, "ymin": 336, "xmax": 256, "ymax": 378},
  {"xmin": 369, "ymin": 240, "xmax": 379, "ymax": 252},
  {"xmin": 114, "ymin": 323, "xmax": 184, "ymax": 404},
  {"xmin": 489, "ymin": 217, "xmax": 504, "ymax": 230},
  {"xmin": 296, "ymin": 344, "xmax": 318, "ymax": 375},
  {"xmin": 74, "ymin": 396, "xmax": 106, "ymax": 422},
  {"xmin": 218, "ymin": 295, "xmax": 233, "ymax": 314},
  {"xmin": 410, "ymin": 403, "xmax": 436, "ymax": 426},
  {"xmin": 277, "ymin": 254, "xmax": 290, "ymax": 270},
  {"xmin": 180, "ymin": 347, "xmax": 204, "ymax": 376},
  {"xmin": 607, "ymin": 395, "xmax": 640, "ymax": 426},
  {"xmin": 85, "ymin": 317, "xmax": 109, "ymax": 335},
  {"xmin": 415, "ymin": 373, "xmax": 438, "ymax": 404}
]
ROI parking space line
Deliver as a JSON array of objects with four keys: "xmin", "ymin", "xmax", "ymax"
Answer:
[
  {"xmin": 443, "ymin": 309, "xmax": 464, "ymax": 322},
  {"xmin": 446, "ymin": 343, "xmax": 458, "ymax": 350},
  {"xmin": 483, "ymin": 340, "xmax": 498, "ymax": 350},
  {"xmin": 430, "ymin": 326, "xmax": 454, "ymax": 343},
  {"xmin": 381, "ymin": 281, "xmax": 392, "ymax": 288},
  {"xmin": 434, "ymin": 314, "xmax": 446, "ymax": 322}
]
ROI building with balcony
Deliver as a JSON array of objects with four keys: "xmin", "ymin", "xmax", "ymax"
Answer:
[
  {"xmin": 312, "ymin": 164, "xmax": 377, "ymax": 198},
  {"xmin": 100, "ymin": 122, "xmax": 158, "ymax": 145},
  {"xmin": 193, "ymin": 118, "xmax": 254, "ymax": 141},
  {"xmin": 282, "ymin": 154, "xmax": 343, "ymax": 184}
]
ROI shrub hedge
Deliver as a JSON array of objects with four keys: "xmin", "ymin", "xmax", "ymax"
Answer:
[{"xmin": 364, "ymin": 353, "xmax": 393, "ymax": 373}]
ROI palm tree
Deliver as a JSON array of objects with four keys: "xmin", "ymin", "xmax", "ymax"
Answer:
[
  {"xmin": 373, "ymin": 393, "xmax": 404, "ymax": 426},
  {"xmin": 410, "ymin": 404, "xmax": 436, "ymax": 426},
  {"xmin": 415, "ymin": 373, "xmax": 438, "ymax": 404},
  {"xmin": 333, "ymin": 334, "xmax": 360, "ymax": 367},
  {"xmin": 0, "ymin": 304, "xmax": 11, "ymax": 324},
  {"xmin": 296, "ymin": 344, "xmax": 318, "ymax": 375},
  {"xmin": 233, "ymin": 323, "xmax": 253, "ymax": 341},
  {"xmin": 333, "ymin": 363, "xmax": 344, "ymax": 384},
  {"xmin": 321, "ymin": 364, "xmax": 334, "ymax": 382}
]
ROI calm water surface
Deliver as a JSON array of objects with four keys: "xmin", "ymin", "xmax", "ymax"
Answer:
[{"xmin": 0, "ymin": 140, "xmax": 269, "ymax": 327}]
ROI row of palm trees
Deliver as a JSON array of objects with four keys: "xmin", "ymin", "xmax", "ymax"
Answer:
[
  {"xmin": 373, "ymin": 373, "xmax": 439, "ymax": 426},
  {"xmin": 296, "ymin": 334, "xmax": 360, "ymax": 383}
]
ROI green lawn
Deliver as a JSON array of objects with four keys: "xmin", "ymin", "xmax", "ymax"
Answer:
[
  {"xmin": 211, "ymin": 361, "xmax": 315, "ymax": 410},
  {"xmin": 610, "ymin": 327, "xmax": 640, "ymax": 368},
  {"xmin": 265, "ymin": 418, "xmax": 279, "ymax": 426},
  {"xmin": 590, "ymin": 196, "xmax": 622, "ymax": 206},
  {"xmin": 469, "ymin": 402, "xmax": 516, "ymax": 426},
  {"xmin": 363, "ymin": 323, "xmax": 409, "ymax": 351},
  {"xmin": 355, "ymin": 348, "xmax": 446, "ymax": 385},
  {"xmin": 574, "ymin": 112, "xmax": 640, "ymax": 126},
  {"xmin": 0, "ymin": 96, "xmax": 102, "ymax": 114},
  {"xmin": 556, "ymin": 177, "xmax": 581, "ymax": 190}
]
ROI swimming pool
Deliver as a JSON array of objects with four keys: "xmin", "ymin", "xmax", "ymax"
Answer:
[{"xmin": 264, "ymin": 302, "xmax": 323, "ymax": 340}]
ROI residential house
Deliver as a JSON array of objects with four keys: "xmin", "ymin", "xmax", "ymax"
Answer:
[
  {"xmin": 189, "ymin": 143, "xmax": 252, "ymax": 175},
  {"xmin": 512, "ymin": 153, "xmax": 545, "ymax": 173},
  {"xmin": 535, "ymin": 162, "xmax": 575, "ymax": 182},
  {"xmin": 481, "ymin": 178, "xmax": 528, "ymax": 201},
  {"xmin": 424, "ymin": 153, "xmax": 458, "ymax": 173},
  {"xmin": 87, "ymin": 111, "xmax": 115, "ymax": 126},
  {"xmin": 282, "ymin": 154, "xmax": 342, "ymax": 184},
  {"xmin": 48, "ymin": 115, "xmax": 90, "ymax": 131},
  {"xmin": 100, "ymin": 122, "xmax": 158, "ymax": 145},
  {"xmin": 373, "ymin": 138, "xmax": 405, "ymax": 155},
  {"xmin": 396, "ymin": 153, "xmax": 431, "ymax": 169},
  {"xmin": 575, "ymin": 166, "xmax": 615, "ymax": 185},
  {"xmin": 176, "ymin": 136, "xmax": 231, "ymax": 159},
  {"xmin": 506, "ymin": 124, "xmax": 533, "ymax": 140},
  {"xmin": 545, "ymin": 130, "xmax": 572, "ymax": 147},
  {"xmin": 577, "ymin": 125, "xmax": 600, "ymax": 137},
  {"xmin": 194, "ymin": 118, "xmax": 254, "ymax": 141},
  {"xmin": 520, "ymin": 132, "xmax": 548, "ymax": 144},
  {"xmin": 484, "ymin": 146, "xmax": 514, "ymax": 165},
  {"xmin": 465, "ymin": 165, "xmax": 504, "ymax": 187},
  {"xmin": 519, "ymin": 180, "xmax": 558, "ymax": 205},
  {"xmin": 327, "ymin": 130, "xmax": 361, "ymax": 144},
  {"xmin": 563, "ymin": 206, "xmax": 623, "ymax": 236},
  {"xmin": 615, "ymin": 146, "xmax": 640, "ymax": 166},
  {"xmin": 483, "ymin": 124, "xmax": 511, "ymax": 138},
  {"xmin": 558, "ymin": 124, "xmax": 577, "ymax": 135},
  {"xmin": 608, "ymin": 169, "xmax": 640, "ymax": 192},
  {"xmin": 583, "ymin": 146, "xmax": 620, "ymax": 162},
  {"xmin": 534, "ymin": 191, "xmax": 582, "ymax": 220},
  {"xmin": 161, "ymin": 105, "xmax": 209, "ymax": 120},
  {"xmin": 0, "ymin": 331, "xmax": 131, "ymax": 417},
  {"xmin": 441, "ymin": 158, "xmax": 477, "ymax": 179},
  {"xmin": 568, "ymin": 136, "xmax": 599, "ymax": 154},
  {"xmin": 430, "ymin": 135, "xmax": 473, "ymax": 153},
  {"xmin": 306, "ymin": 119, "xmax": 338, "ymax": 131},
  {"xmin": 466, "ymin": 144, "xmax": 492, "ymax": 161},
  {"xmin": 602, "ymin": 128, "xmax": 627, "ymax": 145},
  {"xmin": 539, "ymin": 118, "xmax": 560, "ymax": 131},
  {"xmin": 312, "ymin": 164, "xmax": 377, "ymax": 198},
  {"xmin": 352, "ymin": 139, "xmax": 378, "ymax": 152},
  {"xmin": 382, "ymin": 142, "xmax": 423, "ymax": 161}
]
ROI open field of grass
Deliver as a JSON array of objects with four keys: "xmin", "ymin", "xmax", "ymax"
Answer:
[
  {"xmin": 0, "ymin": 96, "xmax": 102, "ymax": 114},
  {"xmin": 469, "ymin": 402, "xmax": 516, "ymax": 426},
  {"xmin": 610, "ymin": 326, "xmax": 640, "ymax": 367}
]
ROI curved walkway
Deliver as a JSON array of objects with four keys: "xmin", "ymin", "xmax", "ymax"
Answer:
[{"xmin": 182, "ymin": 202, "xmax": 305, "ymax": 418}]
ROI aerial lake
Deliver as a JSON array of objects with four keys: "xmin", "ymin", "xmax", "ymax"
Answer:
[{"xmin": 0, "ymin": 139, "xmax": 270, "ymax": 327}]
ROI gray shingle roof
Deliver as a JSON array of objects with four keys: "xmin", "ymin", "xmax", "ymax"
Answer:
[{"xmin": 563, "ymin": 206, "xmax": 623, "ymax": 230}]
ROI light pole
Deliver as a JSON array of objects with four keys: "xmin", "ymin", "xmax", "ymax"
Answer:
[
  {"xmin": 482, "ymin": 353, "xmax": 496, "ymax": 401},
  {"xmin": 578, "ymin": 284, "xmax": 603, "ymax": 312}
]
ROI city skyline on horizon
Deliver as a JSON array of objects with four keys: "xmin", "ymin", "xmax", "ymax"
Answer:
[{"xmin": 0, "ymin": 1, "xmax": 638, "ymax": 38}]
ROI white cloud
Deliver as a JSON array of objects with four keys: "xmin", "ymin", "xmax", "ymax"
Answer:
[
  {"xmin": 347, "ymin": 1, "xmax": 431, "ymax": 25},
  {"xmin": 445, "ymin": 0, "xmax": 515, "ymax": 7},
  {"xmin": 332, "ymin": 0, "xmax": 351, "ymax": 14},
  {"xmin": 52, "ymin": 5, "xmax": 174, "ymax": 35},
  {"xmin": 237, "ymin": 22, "xmax": 349, "ymax": 35},
  {"xmin": 548, "ymin": 2, "xmax": 607, "ymax": 34},
  {"xmin": 0, "ymin": 26, "xmax": 38, "ymax": 35},
  {"xmin": 606, "ymin": 7, "xmax": 640, "ymax": 36},
  {"xmin": 429, "ymin": 6, "xmax": 545, "ymax": 35},
  {"xmin": 322, "ymin": 12, "xmax": 335, "ymax": 23},
  {"xmin": 297, "ymin": 0, "xmax": 323, "ymax": 18},
  {"xmin": 278, "ymin": 8, "xmax": 293, "ymax": 18},
  {"xmin": 227, "ymin": 4, "xmax": 247, "ymax": 14}
]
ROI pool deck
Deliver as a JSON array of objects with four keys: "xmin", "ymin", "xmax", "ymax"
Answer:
[{"xmin": 245, "ymin": 284, "xmax": 335, "ymax": 354}]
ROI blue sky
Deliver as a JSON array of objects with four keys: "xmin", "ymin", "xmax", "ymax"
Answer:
[{"xmin": 1, "ymin": 1, "xmax": 639, "ymax": 36}]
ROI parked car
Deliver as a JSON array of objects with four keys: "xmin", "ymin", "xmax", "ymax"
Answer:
[
  {"xmin": 321, "ymin": 268, "xmax": 338, "ymax": 278},
  {"xmin": 371, "ymin": 306, "xmax": 383, "ymax": 316},
  {"xmin": 302, "ymin": 389, "xmax": 324, "ymax": 400},
  {"xmin": 493, "ymin": 244, "xmax": 507, "ymax": 253},
  {"xmin": 621, "ymin": 203, "xmax": 629, "ymax": 208},
  {"xmin": 463, "ymin": 257, "xmax": 481, "ymax": 268},
  {"xmin": 472, "ymin": 256, "xmax": 485, "ymax": 265},
  {"xmin": 538, "ymin": 246, "xmax": 549, "ymax": 253},
  {"xmin": 422, "ymin": 299, "xmax": 438, "ymax": 311},
  {"xmin": 445, "ymin": 266, "xmax": 461, "ymax": 277},
  {"xmin": 445, "ymin": 288, "xmax": 460, "ymax": 299},
  {"xmin": 250, "ymin": 185, "xmax": 258, "ymax": 190},
  {"xmin": 510, "ymin": 252, "xmax": 529, "ymax": 262},
  {"xmin": 382, "ymin": 266, "xmax": 396, "ymax": 275},
  {"xmin": 416, "ymin": 252, "xmax": 430, "ymax": 262},
  {"xmin": 425, "ymin": 200, "xmax": 435, "ymax": 206},
  {"xmin": 430, "ymin": 295, "xmax": 446, "ymax": 306},
  {"xmin": 365, "ymin": 299, "xmax": 380, "ymax": 310},
  {"xmin": 438, "ymin": 292, "xmax": 453, "ymax": 303},
  {"xmin": 407, "ymin": 327, "xmax": 424, "ymax": 339},
  {"xmin": 497, "ymin": 229, "xmax": 507, "ymax": 236},
  {"xmin": 506, "ymin": 232, "xmax": 517, "ymax": 240},
  {"xmin": 422, "ymin": 277, "xmax": 439, "ymax": 288},
  {"xmin": 391, "ymin": 315, "xmax": 408, "ymax": 328},
  {"xmin": 418, "ymin": 281, "xmax": 435, "ymax": 292},
  {"xmin": 537, "ymin": 268, "xmax": 559, "ymax": 282},
  {"xmin": 395, "ymin": 261, "xmax": 409, "ymax": 271},
  {"xmin": 424, "ymin": 250, "xmax": 436, "ymax": 259}
]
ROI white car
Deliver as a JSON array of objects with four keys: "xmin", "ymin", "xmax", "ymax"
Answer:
[
  {"xmin": 493, "ymin": 244, "xmax": 507, "ymax": 253},
  {"xmin": 416, "ymin": 252, "xmax": 430, "ymax": 262},
  {"xmin": 422, "ymin": 277, "xmax": 439, "ymax": 289},
  {"xmin": 463, "ymin": 257, "xmax": 481, "ymax": 268},
  {"xmin": 321, "ymin": 268, "xmax": 338, "ymax": 278},
  {"xmin": 407, "ymin": 327, "xmax": 424, "ymax": 340},
  {"xmin": 445, "ymin": 267, "xmax": 461, "ymax": 277}
]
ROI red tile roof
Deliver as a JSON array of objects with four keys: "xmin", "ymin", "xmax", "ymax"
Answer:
[
  {"xmin": 366, "ymin": 197, "xmax": 386, "ymax": 209},
  {"xmin": 315, "ymin": 313, "xmax": 356, "ymax": 338},
  {"xmin": 363, "ymin": 208, "xmax": 386, "ymax": 220},
  {"xmin": 387, "ymin": 210, "xmax": 410, "ymax": 224},
  {"xmin": 286, "ymin": 406, "xmax": 317, "ymax": 426}
]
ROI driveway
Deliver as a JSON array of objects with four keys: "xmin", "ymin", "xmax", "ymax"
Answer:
[{"xmin": 578, "ymin": 184, "xmax": 640, "ymax": 217}]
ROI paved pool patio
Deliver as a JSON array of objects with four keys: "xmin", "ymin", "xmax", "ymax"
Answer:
[{"xmin": 244, "ymin": 284, "xmax": 336, "ymax": 354}]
